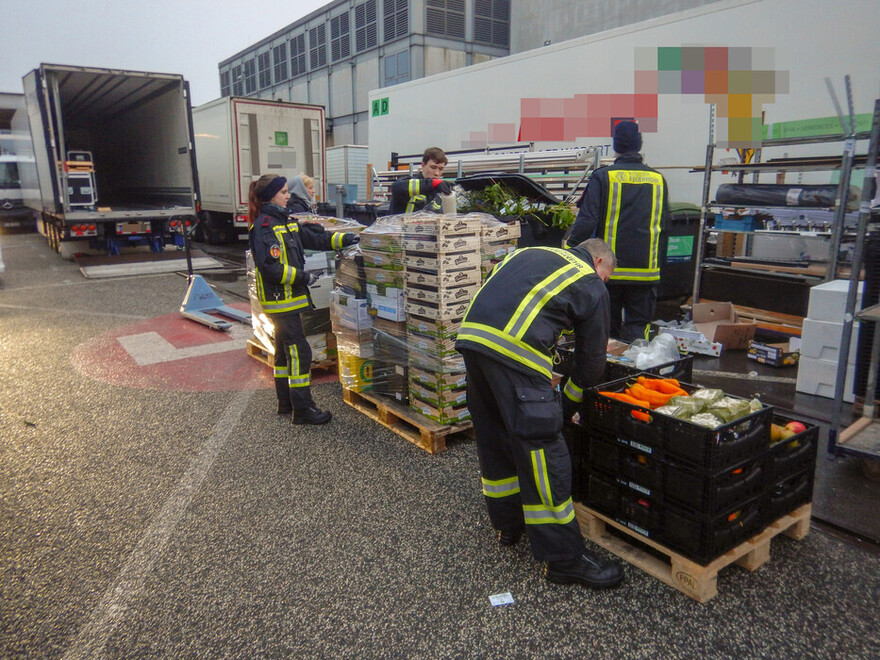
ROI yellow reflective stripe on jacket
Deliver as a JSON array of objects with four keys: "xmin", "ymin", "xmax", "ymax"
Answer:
[
  {"xmin": 331, "ymin": 232, "xmax": 345, "ymax": 250},
  {"xmin": 261, "ymin": 296, "xmax": 310, "ymax": 312},
  {"xmin": 481, "ymin": 475, "xmax": 521, "ymax": 498},
  {"xmin": 505, "ymin": 264, "xmax": 585, "ymax": 339},
  {"xmin": 406, "ymin": 179, "xmax": 426, "ymax": 213},
  {"xmin": 604, "ymin": 169, "xmax": 663, "ymax": 281},
  {"xmin": 456, "ymin": 322, "xmax": 554, "ymax": 379},
  {"xmin": 563, "ymin": 379, "xmax": 583, "ymax": 403}
]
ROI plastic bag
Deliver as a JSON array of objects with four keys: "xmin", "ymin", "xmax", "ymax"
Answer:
[
  {"xmin": 621, "ymin": 333, "xmax": 681, "ymax": 370},
  {"xmin": 690, "ymin": 412, "xmax": 725, "ymax": 428}
]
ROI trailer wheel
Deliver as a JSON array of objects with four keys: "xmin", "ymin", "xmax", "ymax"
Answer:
[{"xmin": 200, "ymin": 210, "xmax": 228, "ymax": 245}]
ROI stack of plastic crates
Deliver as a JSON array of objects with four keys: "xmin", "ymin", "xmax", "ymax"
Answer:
[{"xmin": 573, "ymin": 373, "xmax": 818, "ymax": 564}]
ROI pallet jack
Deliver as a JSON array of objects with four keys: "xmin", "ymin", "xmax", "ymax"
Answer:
[{"xmin": 175, "ymin": 215, "xmax": 251, "ymax": 331}]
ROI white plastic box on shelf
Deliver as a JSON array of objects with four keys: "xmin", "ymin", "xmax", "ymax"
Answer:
[
  {"xmin": 806, "ymin": 280, "xmax": 863, "ymax": 322},
  {"xmin": 796, "ymin": 356, "xmax": 856, "ymax": 403},
  {"xmin": 799, "ymin": 318, "xmax": 860, "ymax": 364}
]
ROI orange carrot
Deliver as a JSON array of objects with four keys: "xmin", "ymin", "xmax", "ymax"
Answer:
[
  {"xmin": 598, "ymin": 391, "xmax": 652, "ymax": 422},
  {"xmin": 636, "ymin": 376, "xmax": 688, "ymax": 397}
]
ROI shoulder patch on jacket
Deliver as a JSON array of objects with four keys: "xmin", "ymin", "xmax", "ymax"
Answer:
[{"xmin": 269, "ymin": 244, "xmax": 281, "ymax": 259}]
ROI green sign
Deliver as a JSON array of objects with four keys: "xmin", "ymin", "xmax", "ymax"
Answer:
[
  {"xmin": 371, "ymin": 97, "xmax": 390, "ymax": 117},
  {"xmin": 665, "ymin": 236, "xmax": 694, "ymax": 263},
  {"xmin": 763, "ymin": 113, "xmax": 873, "ymax": 140},
  {"xmin": 275, "ymin": 131, "xmax": 288, "ymax": 146}
]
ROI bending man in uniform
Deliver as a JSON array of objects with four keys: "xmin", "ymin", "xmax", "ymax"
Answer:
[
  {"xmin": 389, "ymin": 146, "xmax": 452, "ymax": 214},
  {"xmin": 249, "ymin": 174, "xmax": 359, "ymax": 424},
  {"xmin": 455, "ymin": 238, "xmax": 624, "ymax": 588},
  {"xmin": 566, "ymin": 121, "xmax": 670, "ymax": 342}
]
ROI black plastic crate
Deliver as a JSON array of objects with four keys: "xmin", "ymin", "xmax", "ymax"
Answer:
[
  {"xmin": 586, "ymin": 432, "xmax": 767, "ymax": 515},
  {"xmin": 604, "ymin": 353, "xmax": 694, "ymax": 384},
  {"xmin": 553, "ymin": 345, "xmax": 693, "ymax": 384},
  {"xmin": 585, "ymin": 471, "xmax": 764, "ymax": 565},
  {"xmin": 584, "ymin": 374, "xmax": 772, "ymax": 471},
  {"xmin": 767, "ymin": 413, "xmax": 819, "ymax": 483},
  {"xmin": 763, "ymin": 468, "xmax": 814, "ymax": 524}
]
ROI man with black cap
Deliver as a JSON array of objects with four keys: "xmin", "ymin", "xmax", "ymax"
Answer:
[{"xmin": 566, "ymin": 121, "xmax": 670, "ymax": 342}]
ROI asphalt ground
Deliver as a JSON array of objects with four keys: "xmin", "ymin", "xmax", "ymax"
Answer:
[{"xmin": 1, "ymin": 233, "xmax": 879, "ymax": 658}]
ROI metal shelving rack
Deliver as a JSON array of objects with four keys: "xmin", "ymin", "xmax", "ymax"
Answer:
[
  {"xmin": 827, "ymin": 95, "xmax": 880, "ymax": 462},
  {"xmin": 691, "ymin": 115, "xmax": 871, "ymax": 305}
]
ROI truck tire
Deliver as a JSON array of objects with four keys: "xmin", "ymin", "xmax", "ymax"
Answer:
[{"xmin": 201, "ymin": 210, "xmax": 229, "ymax": 245}]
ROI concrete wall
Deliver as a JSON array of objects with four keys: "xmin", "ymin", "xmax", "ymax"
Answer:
[{"xmin": 511, "ymin": 0, "xmax": 723, "ymax": 52}]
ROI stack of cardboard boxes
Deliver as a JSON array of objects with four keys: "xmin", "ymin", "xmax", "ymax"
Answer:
[{"xmin": 403, "ymin": 215, "xmax": 482, "ymax": 424}]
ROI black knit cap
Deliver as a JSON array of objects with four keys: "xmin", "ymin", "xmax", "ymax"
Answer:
[
  {"xmin": 259, "ymin": 176, "xmax": 287, "ymax": 201},
  {"xmin": 613, "ymin": 121, "xmax": 642, "ymax": 154}
]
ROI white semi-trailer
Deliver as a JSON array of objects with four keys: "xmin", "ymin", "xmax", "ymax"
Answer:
[
  {"xmin": 22, "ymin": 64, "xmax": 199, "ymax": 255},
  {"xmin": 368, "ymin": 0, "xmax": 880, "ymax": 205},
  {"xmin": 192, "ymin": 97, "xmax": 325, "ymax": 243}
]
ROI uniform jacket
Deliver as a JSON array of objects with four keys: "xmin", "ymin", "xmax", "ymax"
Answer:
[
  {"xmin": 287, "ymin": 177, "xmax": 314, "ymax": 214},
  {"xmin": 455, "ymin": 246, "xmax": 610, "ymax": 404},
  {"xmin": 566, "ymin": 153, "xmax": 669, "ymax": 283},
  {"xmin": 389, "ymin": 173, "xmax": 444, "ymax": 214},
  {"xmin": 249, "ymin": 202, "xmax": 348, "ymax": 314}
]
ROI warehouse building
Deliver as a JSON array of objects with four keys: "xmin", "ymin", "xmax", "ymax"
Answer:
[{"xmin": 216, "ymin": 0, "xmax": 720, "ymax": 146}]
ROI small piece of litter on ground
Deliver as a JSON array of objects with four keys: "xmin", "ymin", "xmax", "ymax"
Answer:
[{"xmin": 489, "ymin": 592, "xmax": 514, "ymax": 606}]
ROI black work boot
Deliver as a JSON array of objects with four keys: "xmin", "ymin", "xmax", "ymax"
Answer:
[
  {"xmin": 497, "ymin": 525, "xmax": 525, "ymax": 546},
  {"xmin": 275, "ymin": 380, "xmax": 292, "ymax": 415},
  {"xmin": 293, "ymin": 406, "xmax": 332, "ymax": 425},
  {"xmin": 544, "ymin": 551, "xmax": 624, "ymax": 588}
]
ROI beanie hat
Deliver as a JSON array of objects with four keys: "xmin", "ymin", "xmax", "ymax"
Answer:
[
  {"xmin": 259, "ymin": 176, "xmax": 287, "ymax": 201},
  {"xmin": 613, "ymin": 121, "xmax": 642, "ymax": 154}
]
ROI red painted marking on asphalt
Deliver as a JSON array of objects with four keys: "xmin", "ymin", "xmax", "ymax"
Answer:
[{"xmin": 72, "ymin": 304, "xmax": 338, "ymax": 392}]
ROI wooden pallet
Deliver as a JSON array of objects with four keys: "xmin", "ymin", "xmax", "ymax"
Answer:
[
  {"xmin": 574, "ymin": 502, "xmax": 811, "ymax": 603},
  {"xmin": 246, "ymin": 337, "xmax": 337, "ymax": 374},
  {"xmin": 342, "ymin": 387, "xmax": 472, "ymax": 454}
]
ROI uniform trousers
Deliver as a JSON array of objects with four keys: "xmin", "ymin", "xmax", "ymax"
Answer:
[
  {"xmin": 271, "ymin": 311, "xmax": 315, "ymax": 411},
  {"xmin": 461, "ymin": 349, "xmax": 584, "ymax": 562},
  {"xmin": 607, "ymin": 282, "xmax": 658, "ymax": 342}
]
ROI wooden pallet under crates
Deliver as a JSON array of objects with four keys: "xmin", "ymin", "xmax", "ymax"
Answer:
[
  {"xmin": 575, "ymin": 501, "xmax": 812, "ymax": 603},
  {"xmin": 342, "ymin": 387, "xmax": 472, "ymax": 455}
]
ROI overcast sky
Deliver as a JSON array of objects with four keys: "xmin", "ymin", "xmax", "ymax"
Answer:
[{"xmin": 1, "ymin": 0, "xmax": 329, "ymax": 107}]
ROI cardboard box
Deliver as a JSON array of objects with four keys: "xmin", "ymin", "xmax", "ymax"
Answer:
[
  {"xmin": 691, "ymin": 302, "xmax": 756, "ymax": 350},
  {"xmin": 361, "ymin": 248, "xmax": 404, "ymax": 271},
  {"xmin": 404, "ymin": 215, "xmax": 481, "ymax": 236},
  {"xmin": 404, "ymin": 266, "xmax": 480, "ymax": 288},
  {"xmin": 409, "ymin": 381, "xmax": 468, "ymax": 409},
  {"xmin": 405, "ymin": 250, "xmax": 481, "ymax": 272},
  {"xmin": 364, "ymin": 266, "xmax": 404, "ymax": 288},
  {"xmin": 406, "ymin": 314, "xmax": 462, "ymax": 339},
  {"xmin": 403, "ymin": 235, "xmax": 480, "ymax": 254},
  {"xmin": 359, "ymin": 232, "xmax": 403, "ymax": 253},
  {"xmin": 481, "ymin": 240, "xmax": 517, "ymax": 260},
  {"xmin": 405, "ymin": 298, "xmax": 471, "ymax": 320},
  {"xmin": 481, "ymin": 222, "xmax": 521, "ymax": 241},
  {"xmin": 658, "ymin": 327, "xmax": 723, "ymax": 357},
  {"xmin": 408, "ymin": 331, "xmax": 459, "ymax": 359},
  {"xmin": 747, "ymin": 340, "xmax": 800, "ymax": 367},
  {"xmin": 406, "ymin": 283, "xmax": 478, "ymax": 306},
  {"xmin": 330, "ymin": 290, "xmax": 371, "ymax": 331},
  {"xmin": 338, "ymin": 350, "xmax": 374, "ymax": 392},
  {"xmin": 409, "ymin": 397, "xmax": 471, "ymax": 425},
  {"xmin": 409, "ymin": 366, "xmax": 468, "ymax": 392}
]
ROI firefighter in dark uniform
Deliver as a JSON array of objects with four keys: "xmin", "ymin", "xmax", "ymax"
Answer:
[
  {"xmin": 389, "ymin": 146, "xmax": 452, "ymax": 214},
  {"xmin": 566, "ymin": 121, "xmax": 670, "ymax": 342},
  {"xmin": 248, "ymin": 174, "xmax": 359, "ymax": 424},
  {"xmin": 455, "ymin": 238, "xmax": 624, "ymax": 588}
]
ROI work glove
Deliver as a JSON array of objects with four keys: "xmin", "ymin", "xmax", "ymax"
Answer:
[
  {"xmin": 342, "ymin": 233, "xmax": 360, "ymax": 247},
  {"xmin": 307, "ymin": 270, "xmax": 324, "ymax": 286},
  {"xmin": 435, "ymin": 180, "xmax": 453, "ymax": 195}
]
